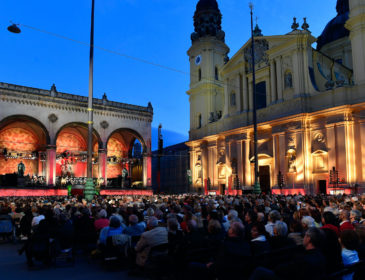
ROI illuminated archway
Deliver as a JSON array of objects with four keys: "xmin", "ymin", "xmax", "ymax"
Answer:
[
  {"xmin": 106, "ymin": 128, "xmax": 146, "ymax": 187},
  {"xmin": 0, "ymin": 115, "xmax": 49, "ymax": 179},
  {"xmin": 55, "ymin": 123, "xmax": 101, "ymax": 182}
]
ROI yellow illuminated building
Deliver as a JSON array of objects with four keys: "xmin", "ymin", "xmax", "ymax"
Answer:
[{"xmin": 186, "ymin": 0, "xmax": 365, "ymax": 195}]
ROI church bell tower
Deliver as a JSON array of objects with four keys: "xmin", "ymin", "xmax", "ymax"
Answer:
[{"xmin": 187, "ymin": 0, "xmax": 230, "ymax": 139}]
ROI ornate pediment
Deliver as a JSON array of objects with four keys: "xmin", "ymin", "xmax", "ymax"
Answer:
[{"xmin": 244, "ymin": 39, "xmax": 269, "ymax": 73}]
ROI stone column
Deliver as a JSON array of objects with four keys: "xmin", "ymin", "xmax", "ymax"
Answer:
[
  {"xmin": 272, "ymin": 134, "xmax": 280, "ymax": 186},
  {"xmin": 346, "ymin": 0, "xmax": 365, "ymax": 85},
  {"xmin": 248, "ymin": 79, "xmax": 253, "ymax": 111},
  {"xmin": 326, "ymin": 124, "xmax": 337, "ymax": 174},
  {"xmin": 46, "ymin": 145, "xmax": 56, "ymax": 186},
  {"xmin": 237, "ymin": 140, "xmax": 244, "ymax": 188},
  {"xmin": 243, "ymin": 138, "xmax": 251, "ymax": 186},
  {"xmin": 276, "ymin": 57, "xmax": 283, "ymax": 101},
  {"xmin": 242, "ymin": 75, "xmax": 248, "ymax": 111},
  {"xmin": 236, "ymin": 75, "xmax": 242, "ymax": 113},
  {"xmin": 201, "ymin": 142, "xmax": 208, "ymax": 190},
  {"xmin": 270, "ymin": 61, "xmax": 277, "ymax": 104},
  {"xmin": 223, "ymin": 79, "xmax": 229, "ymax": 117},
  {"xmin": 293, "ymin": 50, "xmax": 305, "ymax": 94},
  {"xmin": 38, "ymin": 152, "xmax": 43, "ymax": 177},
  {"xmin": 143, "ymin": 153, "xmax": 152, "ymax": 187},
  {"xmin": 360, "ymin": 122, "xmax": 365, "ymax": 182},
  {"xmin": 345, "ymin": 114, "xmax": 356, "ymax": 183}
]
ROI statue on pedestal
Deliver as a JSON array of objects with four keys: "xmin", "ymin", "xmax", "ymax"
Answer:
[{"xmin": 17, "ymin": 161, "xmax": 25, "ymax": 177}]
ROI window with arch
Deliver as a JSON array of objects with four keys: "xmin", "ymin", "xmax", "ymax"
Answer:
[
  {"xmin": 215, "ymin": 67, "xmax": 219, "ymax": 80},
  {"xmin": 230, "ymin": 92, "xmax": 236, "ymax": 106},
  {"xmin": 198, "ymin": 68, "xmax": 202, "ymax": 81},
  {"xmin": 284, "ymin": 71, "xmax": 293, "ymax": 89}
]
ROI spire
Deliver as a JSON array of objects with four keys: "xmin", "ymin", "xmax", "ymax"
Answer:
[
  {"xmin": 253, "ymin": 24, "xmax": 263, "ymax": 36},
  {"xmin": 191, "ymin": 0, "xmax": 225, "ymax": 43}
]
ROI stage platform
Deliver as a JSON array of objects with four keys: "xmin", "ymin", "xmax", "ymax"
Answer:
[{"xmin": 0, "ymin": 187, "xmax": 153, "ymax": 197}]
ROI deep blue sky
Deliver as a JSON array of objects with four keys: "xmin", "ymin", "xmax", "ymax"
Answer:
[{"xmin": 0, "ymin": 0, "xmax": 337, "ymax": 150}]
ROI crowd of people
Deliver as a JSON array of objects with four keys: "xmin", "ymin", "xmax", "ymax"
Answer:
[{"xmin": 1, "ymin": 193, "xmax": 365, "ymax": 279}]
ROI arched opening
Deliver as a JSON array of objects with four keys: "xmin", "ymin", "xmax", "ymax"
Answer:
[
  {"xmin": 0, "ymin": 115, "xmax": 49, "ymax": 186},
  {"xmin": 106, "ymin": 129, "xmax": 146, "ymax": 188},
  {"xmin": 55, "ymin": 123, "xmax": 101, "ymax": 186}
]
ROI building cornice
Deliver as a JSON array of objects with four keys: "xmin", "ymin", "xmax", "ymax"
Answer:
[{"xmin": 0, "ymin": 82, "xmax": 153, "ymax": 122}]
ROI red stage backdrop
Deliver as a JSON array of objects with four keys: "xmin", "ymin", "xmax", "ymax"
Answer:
[
  {"xmin": 107, "ymin": 137, "xmax": 127, "ymax": 178},
  {"xmin": 0, "ymin": 127, "xmax": 38, "ymax": 175}
]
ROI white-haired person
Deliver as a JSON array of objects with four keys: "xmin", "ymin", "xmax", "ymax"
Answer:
[{"xmin": 135, "ymin": 216, "xmax": 168, "ymax": 267}]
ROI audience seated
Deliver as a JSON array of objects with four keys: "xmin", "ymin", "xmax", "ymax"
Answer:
[{"xmin": 0, "ymin": 192, "xmax": 364, "ymax": 279}]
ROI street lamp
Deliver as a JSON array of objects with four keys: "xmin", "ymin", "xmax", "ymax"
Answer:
[
  {"xmin": 8, "ymin": 0, "xmax": 96, "ymax": 200},
  {"xmin": 84, "ymin": 0, "xmax": 96, "ymax": 201},
  {"xmin": 249, "ymin": 2, "xmax": 261, "ymax": 194}
]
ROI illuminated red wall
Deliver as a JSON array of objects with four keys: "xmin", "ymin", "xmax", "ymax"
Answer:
[
  {"xmin": 0, "ymin": 127, "xmax": 38, "ymax": 175},
  {"xmin": 107, "ymin": 137, "xmax": 127, "ymax": 178},
  {"xmin": 56, "ymin": 131, "xmax": 87, "ymax": 177}
]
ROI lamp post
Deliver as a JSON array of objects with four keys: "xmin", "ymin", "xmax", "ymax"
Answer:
[
  {"xmin": 8, "ymin": 1, "xmax": 96, "ymax": 200},
  {"xmin": 249, "ymin": 3, "xmax": 261, "ymax": 194},
  {"xmin": 84, "ymin": 0, "xmax": 96, "ymax": 201}
]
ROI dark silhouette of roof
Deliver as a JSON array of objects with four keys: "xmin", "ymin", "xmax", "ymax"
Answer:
[
  {"xmin": 196, "ymin": 0, "xmax": 218, "ymax": 11},
  {"xmin": 317, "ymin": 0, "xmax": 349, "ymax": 51}
]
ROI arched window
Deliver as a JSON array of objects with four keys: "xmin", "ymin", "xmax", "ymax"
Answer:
[
  {"xmin": 284, "ymin": 72, "xmax": 293, "ymax": 89},
  {"xmin": 215, "ymin": 67, "xmax": 219, "ymax": 80},
  {"xmin": 198, "ymin": 69, "xmax": 202, "ymax": 81},
  {"xmin": 230, "ymin": 92, "xmax": 236, "ymax": 106},
  {"xmin": 197, "ymin": 114, "xmax": 202, "ymax": 129}
]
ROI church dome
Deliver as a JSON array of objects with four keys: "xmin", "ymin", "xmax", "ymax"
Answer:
[
  {"xmin": 316, "ymin": 0, "xmax": 349, "ymax": 50},
  {"xmin": 196, "ymin": 0, "xmax": 218, "ymax": 11},
  {"xmin": 191, "ymin": 0, "xmax": 225, "ymax": 43}
]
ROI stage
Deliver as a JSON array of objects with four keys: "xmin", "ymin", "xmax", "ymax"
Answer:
[{"xmin": 0, "ymin": 187, "xmax": 153, "ymax": 197}]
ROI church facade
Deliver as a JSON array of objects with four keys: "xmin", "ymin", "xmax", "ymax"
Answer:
[
  {"xmin": 186, "ymin": 0, "xmax": 365, "ymax": 195},
  {"xmin": 0, "ymin": 82, "xmax": 153, "ymax": 187}
]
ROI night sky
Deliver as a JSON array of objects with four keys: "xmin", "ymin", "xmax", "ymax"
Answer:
[{"xmin": 0, "ymin": 0, "xmax": 337, "ymax": 150}]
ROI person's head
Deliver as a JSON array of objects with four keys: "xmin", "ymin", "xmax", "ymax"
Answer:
[
  {"xmin": 340, "ymin": 230, "xmax": 359, "ymax": 250},
  {"xmin": 340, "ymin": 209, "xmax": 350, "ymax": 222},
  {"xmin": 98, "ymin": 209, "xmax": 107, "ymax": 219},
  {"xmin": 268, "ymin": 210, "xmax": 281, "ymax": 223},
  {"xmin": 187, "ymin": 219, "xmax": 197, "ymax": 233},
  {"xmin": 301, "ymin": 216, "xmax": 315, "ymax": 230},
  {"xmin": 303, "ymin": 227, "xmax": 324, "ymax": 250},
  {"xmin": 350, "ymin": 210, "xmax": 361, "ymax": 223},
  {"xmin": 245, "ymin": 209, "xmax": 257, "ymax": 223},
  {"xmin": 228, "ymin": 222, "xmax": 245, "ymax": 239},
  {"xmin": 322, "ymin": 211, "xmax": 337, "ymax": 226},
  {"xmin": 227, "ymin": 210, "xmax": 238, "ymax": 221},
  {"xmin": 146, "ymin": 207, "xmax": 154, "ymax": 217},
  {"xmin": 257, "ymin": 212, "xmax": 265, "ymax": 223},
  {"xmin": 251, "ymin": 222, "xmax": 267, "ymax": 239},
  {"xmin": 167, "ymin": 218, "xmax": 179, "ymax": 232},
  {"xmin": 274, "ymin": 221, "xmax": 288, "ymax": 237},
  {"xmin": 208, "ymin": 219, "xmax": 222, "ymax": 235},
  {"xmin": 147, "ymin": 216, "xmax": 158, "ymax": 229},
  {"xmin": 129, "ymin": 214, "xmax": 138, "ymax": 225},
  {"xmin": 109, "ymin": 216, "xmax": 121, "ymax": 229}
]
